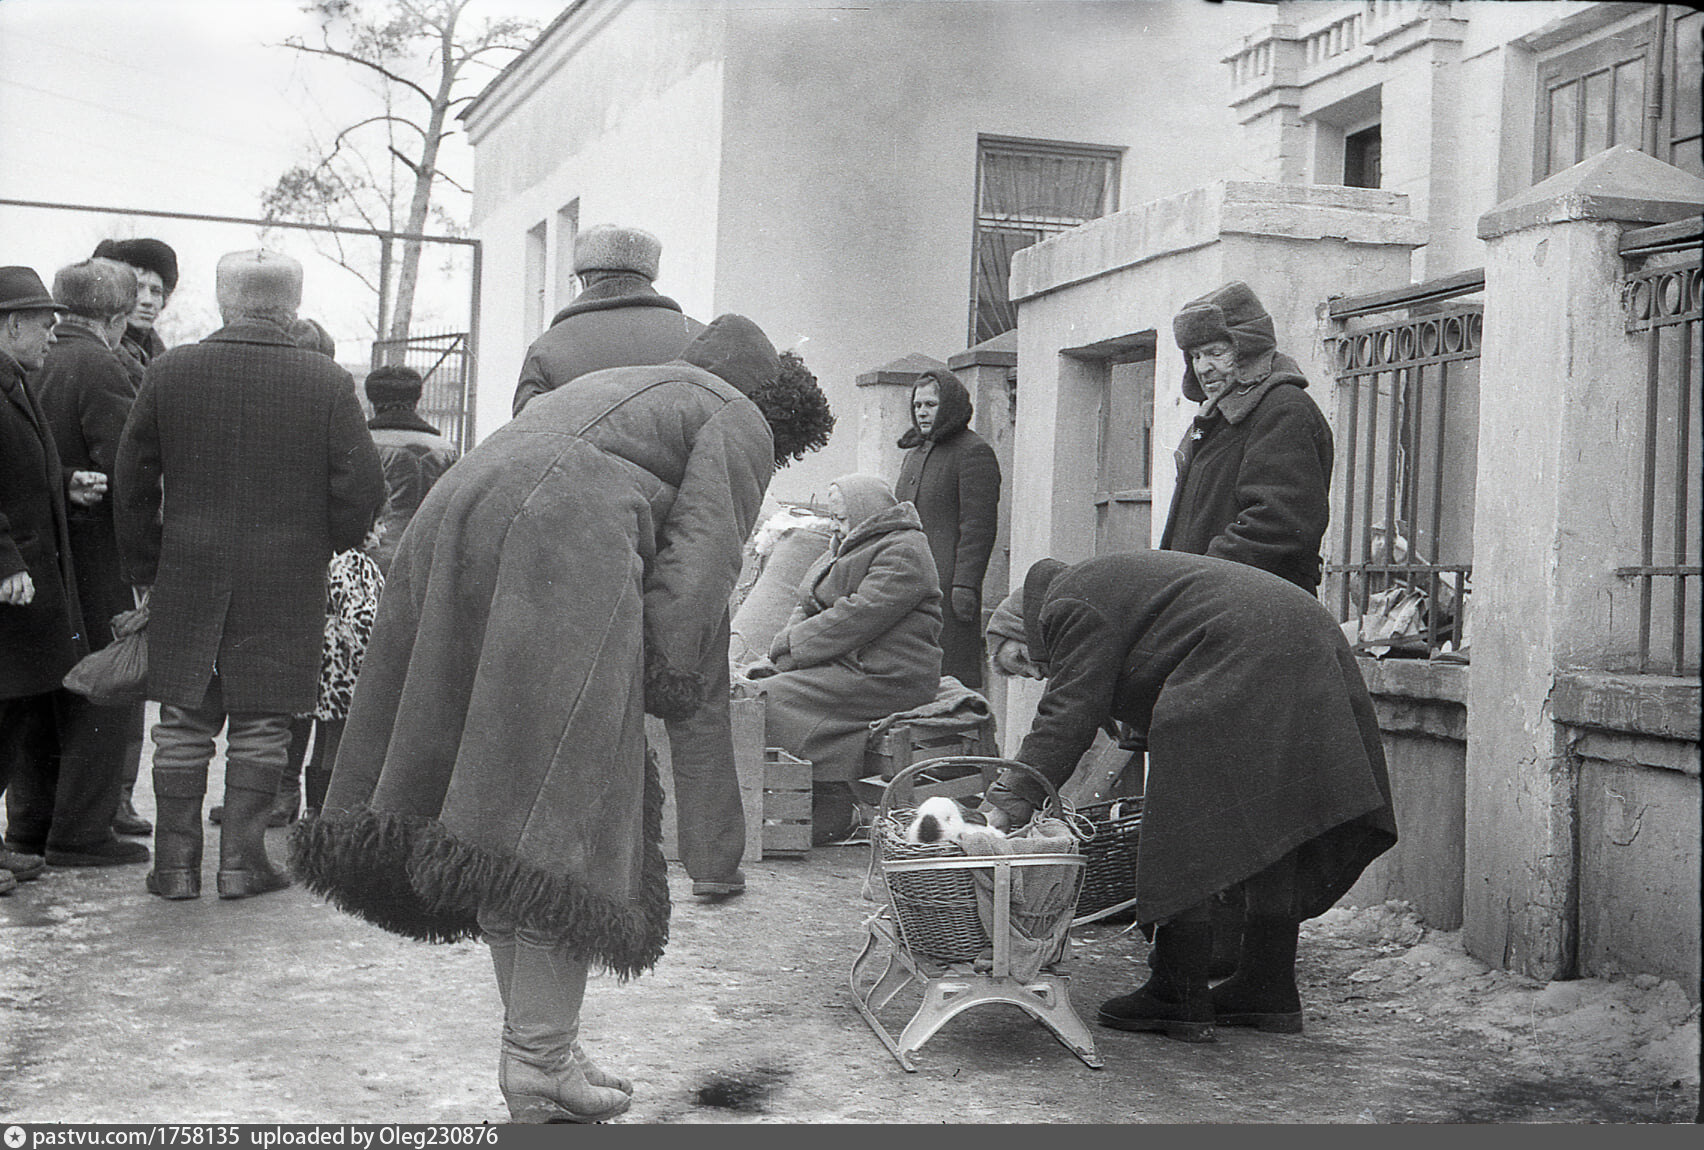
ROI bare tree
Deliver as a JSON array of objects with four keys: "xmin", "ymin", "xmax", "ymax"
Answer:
[{"xmin": 263, "ymin": 0, "xmax": 535, "ymax": 348}]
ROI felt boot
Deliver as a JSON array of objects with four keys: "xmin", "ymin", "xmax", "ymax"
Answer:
[
  {"xmin": 1209, "ymin": 890, "xmax": 1245, "ymax": 981},
  {"xmin": 492, "ymin": 931, "xmax": 630, "ymax": 1123},
  {"xmin": 1097, "ymin": 920, "xmax": 1217, "ymax": 1042},
  {"xmin": 215, "ymin": 761, "xmax": 291, "ymax": 899},
  {"xmin": 267, "ymin": 722, "xmax": 308, "ymax": 828},
  {"xmin": 113, "ymin": 785, "xmax": 152, "ymax": 836},
  {"xmin": 146, "ymin": 764, "xmax": 206, "ymax": 900},
  {"xmin": 485, "ymin": 924, "xmax": 632, "ymax": 1094},
  {"xmin": 1210, "ymin": 916, "xmax": 1304, "ymax": 1033}
]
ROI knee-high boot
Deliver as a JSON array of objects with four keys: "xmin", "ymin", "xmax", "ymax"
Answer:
[
  {"xmin": 1210, "ymin": 916, "xmax": 1303, "ymax": 1032},
  {"xmin": 216, "ymin": 759, "xmax": 291, "ymax": 899},
  {"xmin": 491, "ymin": 930, "xmax": 630, "ymax": 1123},
  {"xmin": 1097, "ymin": 919, "xmax": 1217, "ymax": 1042},
  {"xmin": 267, "ymin": 718, "xmax": 311, "ymax": 827},
  {"xmin": 146, "ymin": 762, "xmax": 207, "ymax": 900},
  {"xmin": 485, "ymin": 927, "xmax": 633, "ymax": 1096}
]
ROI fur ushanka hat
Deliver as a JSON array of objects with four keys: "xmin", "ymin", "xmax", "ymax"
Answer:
[
  {"xmin": 215, "ymin": 249, "xmax": 303, "ymax": 318},
  {"xmin": 1172, "ymin": 281, "xmax": 1279, "ymax": 402},
  {"xmin": 92, "ymin": 237, "xmax": 180, "ymax": 294}
]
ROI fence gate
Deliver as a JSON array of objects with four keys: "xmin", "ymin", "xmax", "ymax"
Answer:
[{"xmin": 370, "ymin": 330, "xmax": 473, "ymax": 453}]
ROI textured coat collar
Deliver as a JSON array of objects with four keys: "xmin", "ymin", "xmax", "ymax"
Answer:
[
  {"xmin": 835, "ymin": 500, "xmax": 923, "ymax": 554},
  {"xmin": 1195, "ymin": 352, "xmax": 1308, "ymax": 428},
  {"xmin": 201, "ymin": 320, "xmax": 298, "ymax": 348},
  {"xmin": 547, "ymin": 279, "xmax": 683, "ymax": 328}
]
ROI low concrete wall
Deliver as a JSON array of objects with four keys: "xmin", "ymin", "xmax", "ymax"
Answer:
[
  {"xmin": 1341, "ymin": 658, "xmax": 1467, "ymax": 930},
  {"xmin": 1557, "ymin": 671, "xmax": 1701, "ymax": 995}
]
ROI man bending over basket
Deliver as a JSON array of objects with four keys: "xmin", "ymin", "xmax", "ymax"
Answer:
[{"xmin": 981, "ymin": 550, "xmax": 1397, "ymax": 1043}]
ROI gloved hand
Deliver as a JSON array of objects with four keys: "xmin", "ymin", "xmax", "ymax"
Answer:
[
  {"xmin": 981, "ymin": 776, "xmax": 1035, "ymax": 832},
  {"xmin": 950, "ymin": 586, "xmax": 979, "ymax": 623}
]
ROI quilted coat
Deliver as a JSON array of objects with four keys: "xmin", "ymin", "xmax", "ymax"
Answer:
[
  {"xmin": 113, "ymin": 321, "xmax": 387, "ymax": 713},
  {"xmin": 511, "ymin": 275, "xmax": 704, "ymax": 416},
  {"xmin": 292, "ymin": 317, "xmax": 775, "ymax": 977},
  {"xmin": 997, "ymin": 551, "xmax": 1396, "ymax": 924},
  {"xmin": 894, "ymin": 367, "xmax": 1000, "ymax": 687},
  {"xmin": 1, "ymin": 349, "xmax": 86, "ymax": 699},
  {"xmin": 759, "ymin": 497, "xmax": 943, "ymax": 783}
]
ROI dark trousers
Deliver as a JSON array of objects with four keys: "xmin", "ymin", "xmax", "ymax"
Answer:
[
  {"xmin": 3, "ymin": 688, "xmax": 126, "ymax": 851},
  {"xmin": 662, "ymin": 613, "xmax": 745, "ymax": 882},
  {"xmin": 2, "ymin": 692, "xmax": 60, "ymax": 823}
]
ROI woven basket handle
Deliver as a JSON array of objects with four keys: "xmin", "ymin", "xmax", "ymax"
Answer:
[{"xmin": 876, "ymin": 756, "xmax": 1062, "ymax": 825}]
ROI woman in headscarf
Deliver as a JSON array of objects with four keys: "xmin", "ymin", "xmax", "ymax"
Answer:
[
  {"xmin": 291, "ymin": 315, "xmax": 779, "ymax": 1123},
  {"xmin": 982, "ymin": 550, "xmax": 1397, "ymax": 1043},
  {"xmin": 751, "ymin": 474, "xmax": 943, "ymax": 843}
]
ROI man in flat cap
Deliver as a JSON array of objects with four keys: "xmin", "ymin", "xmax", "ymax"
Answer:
[
  {"xmin": 363, "ymin": 364, "xmax": 459, "ymax": 578},
  {"xmin": 92, "ymin": 238, "xmax": 178, "ymax": 373},
  {"xmin": 511, "ymin": 224, "xmax": 704, "ymax": 417},
  {"xmin": 115, "ymin": 249, "xmax": 386, "ymax": 902},
  {"xmin": 0, "ymin": 266, "xmax": 112, "ymax": 883},
  {"xmin": 10, "ymin": 259, "xmax": 153, "ymax": 866}
]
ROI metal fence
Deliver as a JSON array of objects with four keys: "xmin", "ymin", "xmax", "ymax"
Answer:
[
  {"xmin": 369, "ymin": 330, "xmax": 473, "ymax": 453},
  {"xmin": 1618, "ymin": 222, "xmax": 1702, "ymax": 676},
  {"xmin": 1324, "ymin": 283, "xmax": 1483, "ymax": 657}
]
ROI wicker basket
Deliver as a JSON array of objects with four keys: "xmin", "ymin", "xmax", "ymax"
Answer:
[
  {"xmin": 872, "ymin": 758, "xmax": 1076, "ymax": 964},
  {"xmin": 1068, "ymin": 797, "xmax": 1143, "ymax": 924},
  {"xmin": 875, "ymin": 811, "xmax": 989, "ymax": 963}
]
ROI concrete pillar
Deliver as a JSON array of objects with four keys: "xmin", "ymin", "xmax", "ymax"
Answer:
[
  {"xmin": 852, "ymin": 352, "xmax": 952, "ymax": 490},
  {"xmin": 1224, "ymin": 24, "xmax": 1307, "ymax": 184},
  {"xmin": 1466, "ymin": 147, "xmax": 1704, "ymax": 979}
]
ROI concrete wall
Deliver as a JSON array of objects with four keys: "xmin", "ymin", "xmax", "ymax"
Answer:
[
  {"xmin": 1343, "ymin": 659, "xmax": 1467, "ymax": 930},
  {"xmin": 464, "ymin": 0, "xmax": 1276, "ymax": 496}
]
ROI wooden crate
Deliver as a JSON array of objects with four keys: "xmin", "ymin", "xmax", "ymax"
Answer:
[
  {"xmin": 864, "ymin": 720, "xmax": 993, "ymax": 781},
  {"xmin": 761, "ymin": 748, "xmax": 812, "ymax": 857}
]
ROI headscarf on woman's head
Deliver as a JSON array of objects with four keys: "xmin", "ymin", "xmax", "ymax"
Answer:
[
  {"xmin": 829, "ymin": 472, "xmax": 898, "ymax": 535},
  {"xmin": 896, "ymin": 365, "xmax": 974, "ymax": 449}
]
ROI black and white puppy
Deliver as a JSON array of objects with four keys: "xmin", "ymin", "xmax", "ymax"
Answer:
[{"xmin": 905, "ymin": 796, "xmax": 1001, "ymax": 846}]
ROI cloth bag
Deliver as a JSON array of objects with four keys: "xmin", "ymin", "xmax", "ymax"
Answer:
[{"xmin": 62, "ymin": 603, "xmax": 149, "ymax": 706}]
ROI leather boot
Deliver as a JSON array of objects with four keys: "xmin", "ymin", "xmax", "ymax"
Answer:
[
  {"xmin": 113, "ymin": 784, "xmax": 152, "ymax": 836},
  {"xmin": 493, "ymin": 931, "xmax": 630, "ymax": 1122},
  {"xmin": 1210, "ymin": 916, "xmax": 1303, "ymax": 1033},
  {"xmin": 216, "ymin": 760, "xmax": 291, "ymax": 899},
  {"xmin": 1097, "ymin": 920, "xmax": 1217, "ymax": 1042},
  {"xmin": 146, "ymin": 765, "xmax": 207, "ymax": 900},
  {"xmin": 486, "ymin": 924, "xmax": 632, "ymax": 1095}
]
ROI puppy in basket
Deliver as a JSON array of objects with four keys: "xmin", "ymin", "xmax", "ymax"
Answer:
[{"xmin": 904, "ymin": 796, "xmax": 1003, "ymax": 846}]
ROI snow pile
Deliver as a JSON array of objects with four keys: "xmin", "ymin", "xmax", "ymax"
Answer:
[{"xmin": 1309, "ymin": 901, "xmax": 1700, "ymax": 1089}]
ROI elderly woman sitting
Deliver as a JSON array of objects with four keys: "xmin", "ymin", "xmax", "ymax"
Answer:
[{"xmin": 745, "ymin": 474, "xmax": 943, "ymax": 843}]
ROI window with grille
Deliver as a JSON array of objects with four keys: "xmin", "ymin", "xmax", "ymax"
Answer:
[{"xmin": 971, "ymin": 136, "xmax": 1121, "ymax": 345}]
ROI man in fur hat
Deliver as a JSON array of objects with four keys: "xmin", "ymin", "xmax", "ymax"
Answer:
[
  {"xmin": 1159, "ymin": 281, "xmax": 1332, "ymax": 594},
  {"xmin": 114, "ymin": 249, "xmax": 385, "ymax": 902},
  {"xmin": 91, "ymin": 238, "xmax": 177, "ymax": 372},
  {"xmin": 511, "ymin": 224, "xmax": 705, "ymax": 417},
  {"xmin": 14, "ymin": 258, "xmax": 154, "ymax": 864}
]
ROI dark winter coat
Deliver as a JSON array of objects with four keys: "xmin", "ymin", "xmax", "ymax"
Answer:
[
  {"xmin": 759, "ymin": 502, "xmax": 943, "ymax": 783},
  {"xmin": 0, "ymin": 349, "xmax": 86, "ymax": 699},
  {"xmin": 894, "ymin": 368, "xmax": 1000, "ymax": 687},
  {"xmin": 1002, "ymin": 551, "xmax": 1396, "ymax": 923},
  {"xmin": 512, "ymin": 276, "xmax": 705, "ymax": 415},
  {"xmin": 1160, "ymin": 280, "xmax": 1331, "ymax": 592},
  {"xmin": 34, "ymin": 323, "xmax": 139, "ymax": 642},
  {"xmin": 366, "ymin": 408, "xmax": 459, "ymax": 577},
  {"xmin": 119, "ymin": 325, "xmax": 166, "ymax": 371},
  {"xmin": 292, "ymin": 319, "xmax": 776, "ymax": 977},
  {"xmin": 113, "ymin": 321, "xmax": 386, "ymax": 713}
]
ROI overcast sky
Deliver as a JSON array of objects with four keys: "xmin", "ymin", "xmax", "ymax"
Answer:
[{"xmin": 0, "ymin": 0, "xmax": 554, "ymax": 360}]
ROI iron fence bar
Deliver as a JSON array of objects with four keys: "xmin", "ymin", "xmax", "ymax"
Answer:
[
  {"xmin": 1429, "ymin": 362, "xmax": 1447, "ymax": 572},
  {"xmin": 1362, "ymin": 374, "xmax": 1381, "ymax": 601},
  {"xmin": 1672, "ymin": 319, "xmax": 1693, "ymax": 673},
  {"xmin": 1338, "ymin": 366, "xmax": 1362, "ymax": 623},
  {"xmin": 1382, "ymin": 369, "xmax": 1402, "ymax": 585},
  {"xmin": 1638, "ymin": 320, "xmax": 1662, "ymax": 671},
  {"xmin": 0, "ymin": 196, "xmax": 477, "ymax": 246},
  {"xmin": 1328, "ymin": 267, "xmax": 1485, "ymax": 318}
]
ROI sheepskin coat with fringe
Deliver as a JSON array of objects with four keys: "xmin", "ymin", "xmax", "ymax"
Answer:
[{"xmin": 291, "ymin": 346, "xmax": 773, "ymax": 978}]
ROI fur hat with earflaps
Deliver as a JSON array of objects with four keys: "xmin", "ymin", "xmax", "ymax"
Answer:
[
  {"xmin": 216, "ymin": 250, "xmax": 303, "ymax": 320},
  {"xmin": 92, "ymin": 238, "xmax": 179, "ymax": 294},
  {"xmin": 1173, "ymin": 281, "xmax": 1278, "ymax": 402}
]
